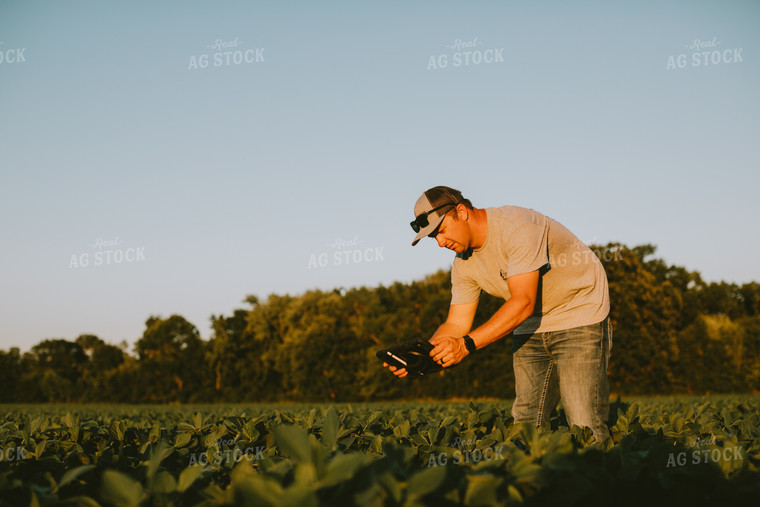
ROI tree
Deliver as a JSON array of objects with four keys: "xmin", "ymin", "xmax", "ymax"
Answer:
[
  {"xmin": 75, "ymin": 334, "xmax": 126, "ymax": 401},
  {"xmin": 208, "ymin": 308, "xmax": 254, "ymax": 400},
  {"xmin": 30, "ymin": 339, "xmax": 88, "ymax": 401},
  {"xmin": 134, "ymin": 315, "xmax": 209, "ymax": 402},
  {"xmin": 599, "ymin": 244, "xmax": 682, "ymax": 394},
  {"xmin": 0, "ymin": 348, "xmax": 22, "ymax": 402},
  {"xmin": 5, "ymin": 242, "xmax": 759, "ymax": 402}
]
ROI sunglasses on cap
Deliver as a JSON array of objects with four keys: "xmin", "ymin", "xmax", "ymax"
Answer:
[{"xmin": 410, "ymin": 202, "xmax": 457, "ymax": 233}]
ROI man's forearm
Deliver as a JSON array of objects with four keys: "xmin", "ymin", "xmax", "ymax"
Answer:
[
  {"xmin": 467, "ymin": 296, "xmax": 534, "ymax": 350},
  {"xmin": 431, "ymin": 321, "xmax": 470, "ymax": 341}
]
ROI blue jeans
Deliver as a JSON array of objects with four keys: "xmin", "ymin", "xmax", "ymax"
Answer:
[{"xmin": 511, "ymin": 317, "xmax": 612, "ymax": 442}]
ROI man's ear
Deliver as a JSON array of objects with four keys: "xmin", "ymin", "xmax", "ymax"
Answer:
[{"xmin": 456, "ymin": 204, "xmax": 469, "ymax": 221}]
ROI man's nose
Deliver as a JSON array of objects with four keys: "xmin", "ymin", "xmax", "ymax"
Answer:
[{"xmin": 436, "ymin": 235, "xmax": 446, "ymax": 248}]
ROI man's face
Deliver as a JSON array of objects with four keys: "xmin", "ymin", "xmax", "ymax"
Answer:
[{"xmin": 430, "ymin": 207, "xmax": 471, "ymax": 253}]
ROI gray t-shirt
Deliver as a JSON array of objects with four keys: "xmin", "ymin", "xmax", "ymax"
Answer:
[{"xmin": 451, "ymin": 206, "xmax": 609, "ymax": 335}]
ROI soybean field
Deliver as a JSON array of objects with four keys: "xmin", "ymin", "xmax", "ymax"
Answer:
[{"xmin": 1, "ymin": 396, "xmax": 760, "ymax": 506}]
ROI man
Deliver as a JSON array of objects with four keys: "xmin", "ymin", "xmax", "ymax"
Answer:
[{"xmin": 384, "ymin": 185, "xmax": 612, "ymax": 442}]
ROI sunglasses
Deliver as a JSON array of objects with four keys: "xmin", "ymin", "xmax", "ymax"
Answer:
[{"xmin": 410, "ymin": 203, "xmax": 457, "ymax": 233}]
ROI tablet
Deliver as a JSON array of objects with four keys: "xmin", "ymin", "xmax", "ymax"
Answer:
[{"xmin": 376, "ymin": 338, "xmax": 444, "ymax": 376}]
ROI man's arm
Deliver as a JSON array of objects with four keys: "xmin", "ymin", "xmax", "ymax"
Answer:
[
  {"xmin": 429, "ymin": 270, "xmax": 539, "ymax": 366},
  {"xmin": 383, "ymin": 299, "xmax": 478, "ymax": 378},
  {"xmin": 431, "ymin": 299, "xmax": 479, "ymax": 340}
]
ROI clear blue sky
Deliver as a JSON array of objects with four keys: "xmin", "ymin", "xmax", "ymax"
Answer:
[{"xmin": 1, "ymin": 0, "xmax": 758, "ymax": 352}]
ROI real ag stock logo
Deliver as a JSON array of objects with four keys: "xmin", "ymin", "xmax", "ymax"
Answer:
[
  {"xmin": 0, "ymin": 446, "xmax": 27, "ymax": 462},
  {"xmin": 427, "ymin": 437, "xmax": 506, "ymax": 467},
  {"xmin": 427, "ymin": 37, "xmax": 504, "ymax": 70},
  {"xmin": 666, "ymin": 37, "xmax": 744, "ymax": 70},
  {"xmin": 0, "ymin": 41, "xmax": 27, "ymax": 64},
  {"xmin": 665, "ymin": 433, "xmax": 744, "ymax": 468},
  {"xmin": 188, "ymin": 37, "xmax": 265, "ymax": 70},
  {"xmin": 68, "ymin": 236, "xmax": 147, "ymax": 269},
  {"xmin": 307, "ymin": 236, "xmax": 385, "ymax": 269},
  {"xmin": 187, "ymin": 438, "xmax": 267, "ymax": 469}
]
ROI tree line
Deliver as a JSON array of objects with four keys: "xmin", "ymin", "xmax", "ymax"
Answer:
[{"xmin": 1, "ymin": 243, "xmax": 759, "ymax": 403}]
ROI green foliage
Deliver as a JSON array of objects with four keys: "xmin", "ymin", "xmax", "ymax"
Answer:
[
  {"xmin": 0, "ymin": 398, "xmax": 759, "ymax": 505},
  {"xmin": 134, "ymin": 315, "xmax": 210, "ymax": 403}
]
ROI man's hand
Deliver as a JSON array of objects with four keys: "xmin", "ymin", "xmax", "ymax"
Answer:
[
  {"xmin": 382, "ymin": 362, "xmax": 408, "ymax": 378},
  {"xmin": 429, "ymin": 335, "xmax": 468, "ymax": 367}
]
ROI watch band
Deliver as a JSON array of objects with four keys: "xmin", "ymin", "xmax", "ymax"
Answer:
[{"xmin": 462, "ymin": 334, "xmax": 477, "ymax": 354}]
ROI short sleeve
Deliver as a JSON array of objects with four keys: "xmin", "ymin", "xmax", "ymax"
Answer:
[
  {"xmin": 505, "ymin": 219, "xmax": 549, "ymax": 277},
  {"xmin": 451, "ymin": 259, "xmax": 481, "ymax": 305}
]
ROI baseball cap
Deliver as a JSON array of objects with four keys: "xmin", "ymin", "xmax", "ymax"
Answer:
[{"xmin": 410, "ymin": 186, "xmax": 464, "ymax": 246}]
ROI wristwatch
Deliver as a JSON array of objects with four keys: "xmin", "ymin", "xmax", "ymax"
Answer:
[{"xmin": 462, "ymin": 334, "xmax": 477, "ymax": 354}]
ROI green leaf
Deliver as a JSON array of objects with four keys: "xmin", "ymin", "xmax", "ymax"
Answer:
[
  {"xmin": 319, "ymin": 453, "xmax": 366, "ymax": 488},
  {"xmin": 57, "ymin": 496, "xmax": 102, "ymax": 507},
  {"xmin": 293, "ymin": 462, "xmax": 318, "ymax": 487},
  {"xmin": 339, "ymin": 435, "xmax": 356, "ymax": 450},
  {"xmin": 146, "ymin": 441, "xmax": 171, "ymax": 482},
  {"xmin": 410, "ymin": 433, "xmax": 428, "ymax": 447},
  {"xmin": 440, "ymin": 416, "xmax": 457, "ymax": 428},
  {"xmin": 517, "ymin": 422, "xmax": 538, "ymax": 452},
  {"xmin": 64, "ymin": 412, "xmax": 80, "ymax": 442},
  {"xmin": 57, "ymin": 465, "xmax": 95, "ymax": 490},
  {"xmin": 173, "ymin": 432, "xmax": 192, "ymax": 448},
  {"xmin": 100, "ymin": 470, "xmax": 144, "ymax": 507},
  {"xmin": 406, "ymin": 465, "xmax": 446, "ymax": 501},
  {"xmin": 29, "ymin": 416, "xmax": 43, "ymax": 439},
  {"xmin": 151, "ymin": 470, "xmax": 177, "ymax": 494},
  {"xmin": 233, "ymin": 473, "xmax": 283, "ymax": 507},
  {"xmin": 149, "ymin": 423, "xmax": 161, "ymax": 443},
  {"xmin": 507, "ymin": 485, "xmax": 524, "ymax": 502},
  {"xmin": 274, "ymin": 425, "xmax": 312, "ymax": 463},
  {"xmin": 306, "ymin": 408, "xmax": 317, "ymax": 428},
  {"xmin": 365, "ymin": 411, "xmax": 384, "ymax": 428},
  {"xmin": 627, "ymin": 402, "xmax": 640, "ymax": 422},
  {"xmin": 241, "ymin": 419, "xmax": 260, "ymax": 442},
  {"xmin": 428, "ymin": 425, "xmax": 440, "ymax": 446},
  {"xmin": 110, "ymin": 420, "xmax": 126, "ymax": 442},
  {"xmin": 495, "ymin": 417, "xmax": 509, "ymax": 440},
  {"xmin": 322, "ymin": 407, "xmax": 339, "ymax": 451},
  {"xmin": 394, "ymin": 420, "xmax": 410, "ymax": 439},
  {"xmin": 378, "ymin": 473, "xmax": 402, "ymax": 503},
  {"xmin": 280, "ymin": 483, "xmax": 319, "ymax": 507},
  {"xmin": 308, "ymin": 434, "xmax": 326, "ymax": 471},
  {"xmin": 464, "ymin": 475, "xmax": 502, "ymax": 506},
  {"xmin": 35, "ymin": 440, "xmax": 46, "ymax": 459},
  {"xmin": 354, "ymin": 484, "xmax": 388, "ymax": 507},
  {"xmin": 203, "ymin": 432, "xmax": 219, "ymax": 449},
  {"xmin": 63, "ymin": 412, "xmax": 76, "ymax": 430},
  {"xmin": 370, "ymin": 435, "xmax": 383, "ymax": 454},
  {"xmin": 177, "ymin": 465, "xmax": 204, "ymax": 493}
]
